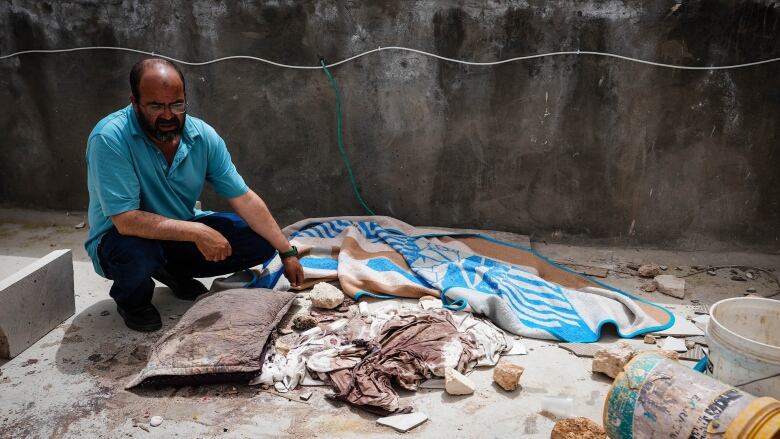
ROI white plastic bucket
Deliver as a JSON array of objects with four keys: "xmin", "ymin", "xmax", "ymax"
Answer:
[{"xmin": 707, "ymin": 297, "xmax": 780, "ymax": 399}]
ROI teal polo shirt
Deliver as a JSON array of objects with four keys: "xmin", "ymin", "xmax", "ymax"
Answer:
[{"xmin": 84, "ymin": 105, "xmax": 249, "ymax": 277}]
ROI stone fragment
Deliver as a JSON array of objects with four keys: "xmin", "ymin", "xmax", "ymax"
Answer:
[
  {"xmin": 643, "ymin": 334, "xmax": 656, "ymax": 344},
  {"xmin": 274, "ymin": 382, "xmax": 288, "ymax": 393},
  {"xmin": 638, "ymin": 264, "xmax": 661, "ymax": 278},
  {"xmin": 653, "ymin": 275, "xmax": 685, "ymax": 299},
  {"xmin": 551, "ymin": 417, "xmax": 607, "ymax": 439},
  {"xmin": 731, "ymin": 275, "xmax": 746, "ymax": 282},
  {"xmin": 149, "ymin": 416, "xmax": 163, "ymax": 427},
  {"xmin": 299, "ymin": 391, "xmax": 313, "ymax": 401},
  {"xmin": 626, "ymin": 263, "xmax": 640, "ymax": 271},
  {"xmin": 74, "ymin": 222, "xmax": 86, "ymax": 229},
  {"xmin": 445, "ymin": 367, "xmax": 475, "ymax": 395},
  {"xmin": 292, "ymin": 314, "xmax": 317, "ymax": 331},
  {"xmin": 377, "ymin": 412, "xmax": 428, "ymax": 433},
  {"xmin": 641, "ymin": 283, "xmax": 656, "ymax": 292},
  {"xmin": 592, "ymin": 343, "xmax": 637, "ymax": 378},
  {"xmin": 746, "ymin": 271, "xmax": 755, "ymax": 280},
  {"xmin": 310, "ymin": 282, "xmax": 345, "ymax": 309},
  {"xmin": 659, "ymin": 265, "xmax": 668, "ymax": 271},
  {"xmin": 685, "ymin": 339, "xmax": 695, "ymax": 350},
  {"xmin": 707, "ymin": 269, "xmax": 717, "ymax": 276},
  {"xmin": 493, "ymin": 361, "xmax": 525, "ymax": 391},
  {"xmin": 275, "ymin": 341, "xmax": 290, "ymax": 356}
]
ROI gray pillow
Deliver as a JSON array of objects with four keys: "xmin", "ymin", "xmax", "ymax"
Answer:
[{"xmin": 126, "ymin": 288, "xmax": 295, "ymax": 388}]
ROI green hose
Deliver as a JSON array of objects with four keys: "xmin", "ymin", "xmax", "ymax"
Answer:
[{"xmin": 320, "ymin": 59, "xmax": 376, "ymax": 216}]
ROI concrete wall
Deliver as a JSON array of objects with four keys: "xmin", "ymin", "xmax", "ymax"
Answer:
[{"xmin": 1, "ymin": 0, "xmax": 778, "ymax": 249}]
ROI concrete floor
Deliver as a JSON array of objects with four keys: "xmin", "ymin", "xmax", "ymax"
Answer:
[{"xmin": 1, "ymin": 208, "xmax": 779, "ymax": 438}]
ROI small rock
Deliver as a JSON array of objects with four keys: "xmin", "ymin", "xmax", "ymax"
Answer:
[
  {"xmin": 592, "ymin": 343, "xmax": 637, "ymax": 378},
  {"xmin": 746, "ymin": 287, "xmax": 757, "ymax": 293},
  {"xmin": 358, "ymin": 301, "xmax": 369, "ymax": 316},
  {"xmin": 746, "ymin": 271, "xmax": 755, "ymax": 280},
  {"xmin": 310, "ymin": 282, "xmax": 345, "ymax": 309},
  {"xmin": 643, "ymin": 334, "xmax": 656, "ymax": 344},
  {"xmin": 731, "ymin": 275, "xmax": 746, "ymax": 282},
  {"xmin": 654, "ymin": 275, "xmax": 685, "ymax": 299},
  {"xmin": 493, "ymin": 361, "xmax": 525, "ymax": 391},
  {"xmin": 730, "ymin": 269, "xmax": 739, "ymax": 275},
  {"xmin": 692, "ymin": 265, "xmax": 705, "ymax": 270},
  {"xmin": 275, "ymin": 341, "xmax": 290, "ymax": 356},
  {"xmin": 659, "ymin": 265, "xmax": 668, "ymax": 271},
  {"xmin": 300, "ymin": 391, "xmax": 313, "ymax": 401},
  {"xmin": 551, "ymin": 417, "xmax": 607, "ymax": 439},
  {"xmin": 292, "ymin": 314, "xmax": 317, "ymax": 331},
  {"xmin": 640, "ymin": 283, "xmax": 657, "ymax": 292},
  {"xmin": 274, "ymin": 382, "xmax": 288, "ymax": 393},
  {"xmin": 707, "ymin": 269, "xmax": 717, "ymax": 276},
  {"xmin": 626, "ymin": 263, "xmax": 640, "ymax": 271},
  {"xmin": 685, "ymin": 339, "xmax": 695, "ymax": 350},
  {"xmin": 377, "ymin": 412, "xmax": 429, "ymax": 433},
  {"xmin": 638, "ymin": 264, "xmax": 661, "ymax": 278},
  {"xmin": 74, "ymin": 222, "xmax": 86, "ymax": 229},
  {"xmin": 675, "ymin": 266, "xmax": 682, "ymax": 271},
  {"xmin": 100, "ymin": 310, "xmax": 110, "ymax": 316},
  {"xmin": 445, "ymin": 367, "xmax": 475, "ymax": 395},
  {"xmin": 278, "ymin": 328, "xmax": 293, "ymax": 335},
  {"xmin": 149, "ymin": 416, "xmax": 163, "ymax": 427}
]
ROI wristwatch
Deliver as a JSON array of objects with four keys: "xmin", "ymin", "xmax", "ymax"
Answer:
[{"xmin": 280, "ymin": 246, "xmax": 299, "ymax": 259}]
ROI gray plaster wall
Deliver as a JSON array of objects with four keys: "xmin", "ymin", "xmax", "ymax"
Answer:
[{"xmin": 1, "ymin": 0, "xmax": 778, "ymax": 249}]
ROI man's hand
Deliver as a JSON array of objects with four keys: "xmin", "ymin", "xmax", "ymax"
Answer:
[
  {"xmin": 194, "ymin": 223, "xmax": 232, "ymax": 262},
  {"xmin": 282, "ymin": 257, "xmax": 304, "ymax": 288}
]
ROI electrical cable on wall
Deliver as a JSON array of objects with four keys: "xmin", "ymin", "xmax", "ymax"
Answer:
[{"xmin": 2, "ymin": 45, "xmax": 779, "ymax": 215}]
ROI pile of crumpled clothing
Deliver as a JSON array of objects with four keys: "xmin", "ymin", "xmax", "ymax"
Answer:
[{"xmin": 253, "ymin": 303, "xmax": 513, "ymax": 413}]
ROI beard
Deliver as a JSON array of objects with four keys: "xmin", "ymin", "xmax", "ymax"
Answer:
[{"xmin": 137, "ymin": 110, "xmax": 185, "ymax": 142}]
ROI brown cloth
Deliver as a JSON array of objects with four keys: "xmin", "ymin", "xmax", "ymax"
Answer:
[{"xmin": 327, "ymin": 311, "xmax": 479, "ymax": 413}]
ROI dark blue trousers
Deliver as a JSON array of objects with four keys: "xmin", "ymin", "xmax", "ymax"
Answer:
[{"xmin": 98, "ymin": 212, "xmax": 276, "ymax": 308}]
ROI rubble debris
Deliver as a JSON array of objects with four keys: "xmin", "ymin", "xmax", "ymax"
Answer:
[
  {"xmin": 551, "ymin": 417, "xmax": 607, "ymax": 439},
  {"xmin": 659, "ymin": 265, "xmax": 668, "ymax": 271},
  {"xmin": 299, "ymin": 391, "xmax": 313, "ymax": 401},
  {"xmin": 660, "ymin": 337, "xmax": 687, "ymax": 352},
  {"xmin": 358, "ymin": 301, "xmax": 369, "ymax": 316},
  {"xmin": 310, "ymin": 282, "xmax": 345, "ymax": 309},
  {"xmin": 292, "ymin": 314, "xmax": 317, "ymax": 331},
  {"xmin": 420, "ymin": 379, "xmax": 446, "ymax": 389},
  {"xmin": 149, "ymin": 416, "xmax": 163, "ymax": 427},
  {"xmin": 640, "ymin": 283, "xmax": 656, "ymax": 292},
  {"xmin": 643, "ymin": 335, "xmax": 656, "ymax": 345},
  {"xmin": 592, "ymin": 343, "xmax": 636, "ymax": 378},
  {"xmin": 274, "ymin": 382, "xmax": 288, "ymax": 393},
  {"xmin": 278, "ymin": 328, "xmax": 293, "ymax": 335},
  {"xmin": 692, "ymin": 265, "xmax": 705, "ymax": 270},
  {"xmin": 653, "ymin": 275, "xmax": 685, "ymax": 299},
  {"xmin": 685, "ymin": 339, "xmax": 695, "ymax": 350},
  {"xmin": 559, "ymin": 343, "xmax": 605, "ymax": 358},
  {"xmin": 275, "ymin": 341, "xmax": 290, "ymax": 357},
  {"xmin": 731, "ymin": 275, "xmax": 746, "ymax": 282},
  {"xmin": 376, "ymin": 412, "xmax": 429, "ymax": 433},
  {"xmin": 638, "ymin": 264, "xmax": 661, "ymax": 278},
  {"xmin": 707, "ymin": 269, "xmax": 717, "ymax": 276},
  {"xmin": 746, "ymin": 271, "xmax": 755, "ymax": 280},
  {"xmin": 493, "ymin": 361, "xmax": 525, "ymax": 391},
  {"xmin": 445, "ymin": 367, "xmax": 475, "ymax": 395},
  {"xmin": 626, "ymin": 263, "xmax": 640, "ymax": 271},
  {"xmin": 74, "ymin": 222, "xmax": 86, "ymax": 229}
]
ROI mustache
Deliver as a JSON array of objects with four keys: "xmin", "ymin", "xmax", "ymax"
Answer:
[{"xmin": 155, "ymin": 116, "xmax": 181, "ymax": 130}]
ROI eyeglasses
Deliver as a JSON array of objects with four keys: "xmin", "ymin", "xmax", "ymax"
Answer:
[{"xmin": 143, "ymin": 102, "xmax": 187, "ymax": 115}]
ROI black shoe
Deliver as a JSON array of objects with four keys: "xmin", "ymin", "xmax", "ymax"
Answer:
[
  {"xmin": 117, "ymin": 303, "xmax": 162, "ymax": 332},
  {"xmin": 152, "ymin": 268, "xmax": 208, "ymax": 301}
]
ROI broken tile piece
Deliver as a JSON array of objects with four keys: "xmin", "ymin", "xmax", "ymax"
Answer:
[
  {"xmin": 376, "ymin": 412, "xmax": 428, "ymax": 433},
  {"xmin": 503, "ymin": 343, "xmax": 528, "ymax": 356},
  {"xmin": 299, "ymin": 391, "xmax": 312, "ymax": 401},
  {"xmin": 420, "ymin": 379, "xmax": 446, "ymax": 389},
  {"xmin": 654, "ymin": 275, "xmax": 685, "ymax": 299},
  {"xmin": 445, "ymin": 367, "xmax": 475, "ymax": 395},
  {"xmin": 559, "ymin": 343, "xmax": 606, "ymax": 358},
  {"xmin": 592, "ymin": 343, "xmax": 637, "ymax": 378},
  {"xmin": 493, "ymin": 361, "xmax": 525, "ymax": 391},
  {"xmin": 274, "ymin": 382, "xmax": 288, "ymax": 393},
  {"xmin": 660, "ymin": 337, "xmax": 688, "ymax": 353},
  {"xmin": 551, "ymin": 417, "xmax": 607, "ymax": 439}
]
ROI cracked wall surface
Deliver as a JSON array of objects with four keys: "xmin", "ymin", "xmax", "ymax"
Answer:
[{"xmin": 1, "ymin": 0, "xmax": 778, "ymax": 248}]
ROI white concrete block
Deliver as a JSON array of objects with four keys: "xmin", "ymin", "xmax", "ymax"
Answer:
[{"xmin": 0, "ymin": 250, "xmax": 74, "ymax": 359}]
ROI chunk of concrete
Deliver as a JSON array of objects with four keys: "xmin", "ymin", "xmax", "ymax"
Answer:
[
  {"xmin": 310, "ymin": 282, "xmax": 345, "ymax": 309},
  {"xmin": 643, "ymin": 334, "xmax": 657, "ymax": 344},
  {"xmin": 551, "ymin": 417, "xmax": 607, "ymax": 439},
  {"xmin": 592, "ymin": 343, "xmax": 637, "ymax": 378},
  {"xmin": 377, "ymin": 412, "xmax": 428, "ymax": 432},
  {"xmin": 493, "ymin": 361, "xmax": 525, "ymax": 391},
  {"xmin": 638, "ymin": 264, "xmax": 661, "ymax": 278},
  {"xmin": 653, "ymin": 275, "xmax": 685, "ymax": 299},
  {"xmin": 445, "ymin": 367, "xmax": 475, "ymax": 395},
  {"xmin": 0, "ymin": 250, "xmax": 74, "ymax": 359}
]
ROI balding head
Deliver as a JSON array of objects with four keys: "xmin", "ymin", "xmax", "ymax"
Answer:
[{"xmin": 129, "ymin": 58, "xmax": 186, "ymax": 102}]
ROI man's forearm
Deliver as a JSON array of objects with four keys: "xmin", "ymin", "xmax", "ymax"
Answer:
[
  {"xmin": 111, "ymin": 210, "xmax": 204, "ymax": 242},
  {"xmin": 229, "ymin": 191, "xmax": 292, "ymax": 252}
]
